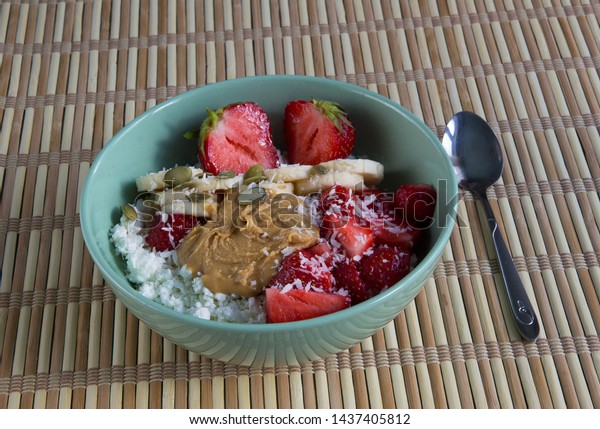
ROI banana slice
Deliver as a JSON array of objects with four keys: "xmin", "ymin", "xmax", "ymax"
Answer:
[
  {"xmin": 319, "ymin": 159, "xmax": 384, "ymax": 186},
  {"xmin": 136, "ymin": 166, "xmax": 204, "ymax": 192},
  {"xmin": 264, "ymin": 165, "xmax": 313, "ymax": 182},
  {"xmin": 163, "ymin": 200, "xmax": 218, "ymax": 218},
  {"xmin": 294, "ymin": 172, "xmax": 364, "ymax": 195},
  {"xmin": 136, "ymin": 171, "xmax": 168, "ymax": 192},
  {"xmin": 257, "ymin": 181, "xmax": 295, "ymax": 197},
  {"xmin": 180, "ymin": 175, "xmax": 243, "ymax": 192},
  {"xmin": 157, "ymin": 191, "xmax": 218, "ymax": 218}
]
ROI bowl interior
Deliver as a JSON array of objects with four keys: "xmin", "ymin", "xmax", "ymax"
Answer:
[{"xmin": 82, "ymin": 76, "xmax": 456, "ymax": 332}]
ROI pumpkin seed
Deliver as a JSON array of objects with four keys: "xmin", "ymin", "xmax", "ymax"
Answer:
[
  {"xmin": 217, "ymin": 170, "xmax": 236, "ymax": 179},
  {"xmin": 243, "ymin": 174, "xmax": 268, "ymax": 185},
  {"xmin": 310, "ymin": 164, "xmax": 329, "ymax": 175},
  {"xmin": 237, "ymin": 187, "xmax": 267, "ymax": 205},
  {"xmin": 164, "ymin": 166, "xmax": 192, "ymax": 187},
  {"xmin": 173, "ymin": 181, "xmax": 197, "ymax": 191},
  {"xmin": 242, "ymin": 164, "xmax": 266, "ymax": 185},
  {"xmin": 244, "ymin": 164, "xmax": 264, "ymax": 179},
  {"xmin": 121, "ymin": 204, "xmax": 138, "ymax": 221}
]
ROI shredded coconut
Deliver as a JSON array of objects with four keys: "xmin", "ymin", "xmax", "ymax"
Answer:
[
  {"xmin": 110, "ymin": 216, "xmax": 265, "ymax": 323},
  {"xmin": 281, "ymin": 246, "xmax": 294, "ymax": 257},
  {"xmin": 280, "ymin": 283, "xmax": 294, "ymax": 294}
]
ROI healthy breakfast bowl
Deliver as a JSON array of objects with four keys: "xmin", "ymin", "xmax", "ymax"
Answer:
[{"xmin": 81, "ymin": 75, "xmax": 457, "ymax": 367}]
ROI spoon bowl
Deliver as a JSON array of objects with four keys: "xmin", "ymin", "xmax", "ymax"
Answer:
[
  {"xmin": 443, "ymin": 111, "xmax": 504, "ymax": 196},
  {"xmin": 443, "ymin": 111, "xmax": 540, "ymax": 341}
]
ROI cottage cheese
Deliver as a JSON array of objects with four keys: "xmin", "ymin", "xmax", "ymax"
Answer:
[{"xmin": 110, "ymin": 216, "xmax": 265, "ymax": 323}]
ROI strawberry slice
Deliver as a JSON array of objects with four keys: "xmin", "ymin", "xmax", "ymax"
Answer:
[
  {"xmin": 354, "ymin": 189, "xmax": 395, "ymax": 219},
  {"xmin": 284, "ymin": 99, "xmax": 355, "ymax": 165},
  {"xmin": 359, "ymin": 246, "xmax": 411, "ymax": 293},
  {"xmin": 394, "ymin": 184, "xmax": 437, "ymax": 227},
  {"xmin": 198, "ymin": 101, "xmax": 280, "ymax": 174},
  {"xmin": 372, "ymin": 219, "xmax": 422, "ymax": 251},
  {"xmin": 265, "ymin": 288, "xmax": 350, "ymax": 323},
  {"xmin": 321, "ymin": 213, "xmax": 375, "ymax": 259},
  {"xmin": 352, "ymin": 188, "xmax": 422, "ymax": 250},
  {"xmin": 332, "ymin": 262, "xmax": 370, "ymax": 304},
  {"xmin": 268, "ymin": 249, "xmax": 333, "ymax": 292},
  {"xmin": 319, "ymin": 184, "xmax": 353, "ymax": 216},
  {"xmin": 308, "ymin": 241, "xmax": 334, "ymax": 267},
  {"xmin": 145, "ymin": 213, "xmax": 198, "ymax": 251}
]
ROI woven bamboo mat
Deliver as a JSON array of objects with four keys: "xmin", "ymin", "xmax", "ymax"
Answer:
[{"xmin": 0, "ymin": 0, "xmax": 599, "ymax": 409}]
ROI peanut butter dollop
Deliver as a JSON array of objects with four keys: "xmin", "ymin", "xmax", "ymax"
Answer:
[{"xmin": 176, "ymin": 189, "xmax": 318, "ymax": 297}]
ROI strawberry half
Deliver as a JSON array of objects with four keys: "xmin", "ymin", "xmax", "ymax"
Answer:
[
  {"xmin": 321, "ymin": 213, "xmax": 375, "ymax": 259},
  {"xmin": 319, "ymin": 184, "xmax": 353, "ymax": 217},
  {"xmin": 284, "ymin": 99, "xmax": 355, "ymax": 165},
  {"xmin": 353, "ymin": 189, "xmax": 395, "ymax": 219},
  {"xmin": 332, "ymin": 262, "xmax": 370, "ymax": 304},
  {"xmin": 372, "ymin": 220, "xmax": 422, "ymax": 251},
  {"xmin": 145, "ymin": 213, "xmax": 198, "ymax": 251},
  {"xmin": 265, "ymin": 288, "xmax": 350, "ymax": 323},
  {"xmin": 268, "ymin": 249, "xmax": 333, "ymax": 292},
  {"xmin": 394, "ymin": 184, "xmax": 437, "ymax": 227},
  {"xmin": 198, "ymin": 101, "xmax": 280, "ymax": 175},
  {"xmin": 359, "ymin": 246, "xmax": 411, "ymax": 293},
  {"xmin": 308, "ymin": 241, "xmax": 334, "ymax": 267}
]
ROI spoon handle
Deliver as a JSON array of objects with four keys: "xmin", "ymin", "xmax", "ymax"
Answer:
[{"xmin": 480, "ymin": 195, "xmax": 540, "ymax": 341}]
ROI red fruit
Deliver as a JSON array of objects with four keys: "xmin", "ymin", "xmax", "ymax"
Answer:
[
  {"xmin": 319, "ymin": 185, "xmax": 353, "ymax": 216},
  {"xmin": 359, "ymin": 246, "xmax": 411, "ymax": 293},
  {"xmin": 372, "ymin": 219, "xmax": 422, "ymax": 251},
  {"xmin": 198, "ymin": 101, "xmax": 280, "ymax": 174},
  {"xmin": 284, "ymin": 99, "xmax": 355, "ymax": 165},
  {"xmin": 268, "ymin": 249, "xmax": 333, "ymax": 292},
  {"xmin": 394, "ymin": 184, "xmax": 437, "ymax": 227},
  {"xmin": 308, "ymin": 241, "xmax": 334, "ymax": 267},
  {"xmin": 321, "ymin": 213, "xmax": 375, "ymax": 259},
  {"xmin": 265, "ymin": 288, "xmax": 350, "ymax": 323},
  {"xmin": 332, "ymin": 262, "xmax": 370, "ymax": 304},
  {"xmin": 354, "ymin": 189, "xmax": 395, "ymax": 219},
  {"xmin": 145, "ymin": 213, "xmax": 198, "ymax": 251}
]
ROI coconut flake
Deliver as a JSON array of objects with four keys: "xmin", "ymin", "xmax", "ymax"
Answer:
[
  {"xmin": 281, "ymin": 246, "xmax": 294, "ymax": 257},
  {"xmin": 280, "ymin": 283, "xmax": 293, "ymax": 294}
]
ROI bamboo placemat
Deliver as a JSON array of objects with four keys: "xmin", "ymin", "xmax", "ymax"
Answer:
[{"xmin": 0, "ymin": 0, "xmax": 599, "ymax": 409}]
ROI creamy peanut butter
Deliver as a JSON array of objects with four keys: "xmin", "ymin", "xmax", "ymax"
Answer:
[{"xmin": 176, "ymin": 189, "xmax": 319, "ymax": 297}]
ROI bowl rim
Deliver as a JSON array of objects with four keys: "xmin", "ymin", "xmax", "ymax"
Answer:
[{"xmin": 81, "ymin": 75, "xmax": 458, "ymax": 333}]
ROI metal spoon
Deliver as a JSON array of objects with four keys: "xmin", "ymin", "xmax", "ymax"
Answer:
[{"xmin": 443, "ymin": 111, "xmax": 540, "ymax": 341}]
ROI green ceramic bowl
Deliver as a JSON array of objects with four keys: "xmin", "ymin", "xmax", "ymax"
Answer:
[{"xmin": 81, "ymin": 75, "xmax": 457, "ymax": 367}]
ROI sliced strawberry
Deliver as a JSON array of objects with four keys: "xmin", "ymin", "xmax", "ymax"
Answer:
[
  {"xmin": 332, "ymin": 262, "xmax": 370, "ymax": 304},
  {"xmin": 321, "ymin": 213, "xmax": 375, "ymax": 259},
  {"xmin": 320, "ymin": 212, "xmax": 343, "ymax": 236},
  {"xmin": 359, "ymin": 246, "xmax": 411, "ymax": 293},
  {"xmin": 145, "ymin": 213, "xmax": 198, "ymax": 251},
  {"xmin": 308, "ymin": 241, "xmax": 334, "ymax": 267},
  {"xmin": 265, "ymin": 288, "xmax": 350, "ymax": 323},
  {"xmin": 372, "ymin": 219, "xmax": 422, "ymax": 251},
  {"xmin": 268, "ymin": 249, "xmax": 333, "ymax": 292},
  {"xmin": 354, "ymin": 189, "xmax": 395, "ymax": 220},
  {"xmin": 394, "ymin": 184, "xmax": 437, "ymax": 227},
  {"xmin": 198, "ymin": 101, "xmax": 280, "ymax": 174},
  {"xmin": 320, "ymin": 185, "xmax": 352, "ymax": 210},
  {"xmin": 284, "ymin": 99, "xmax": 355, "ymax": 165}
]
